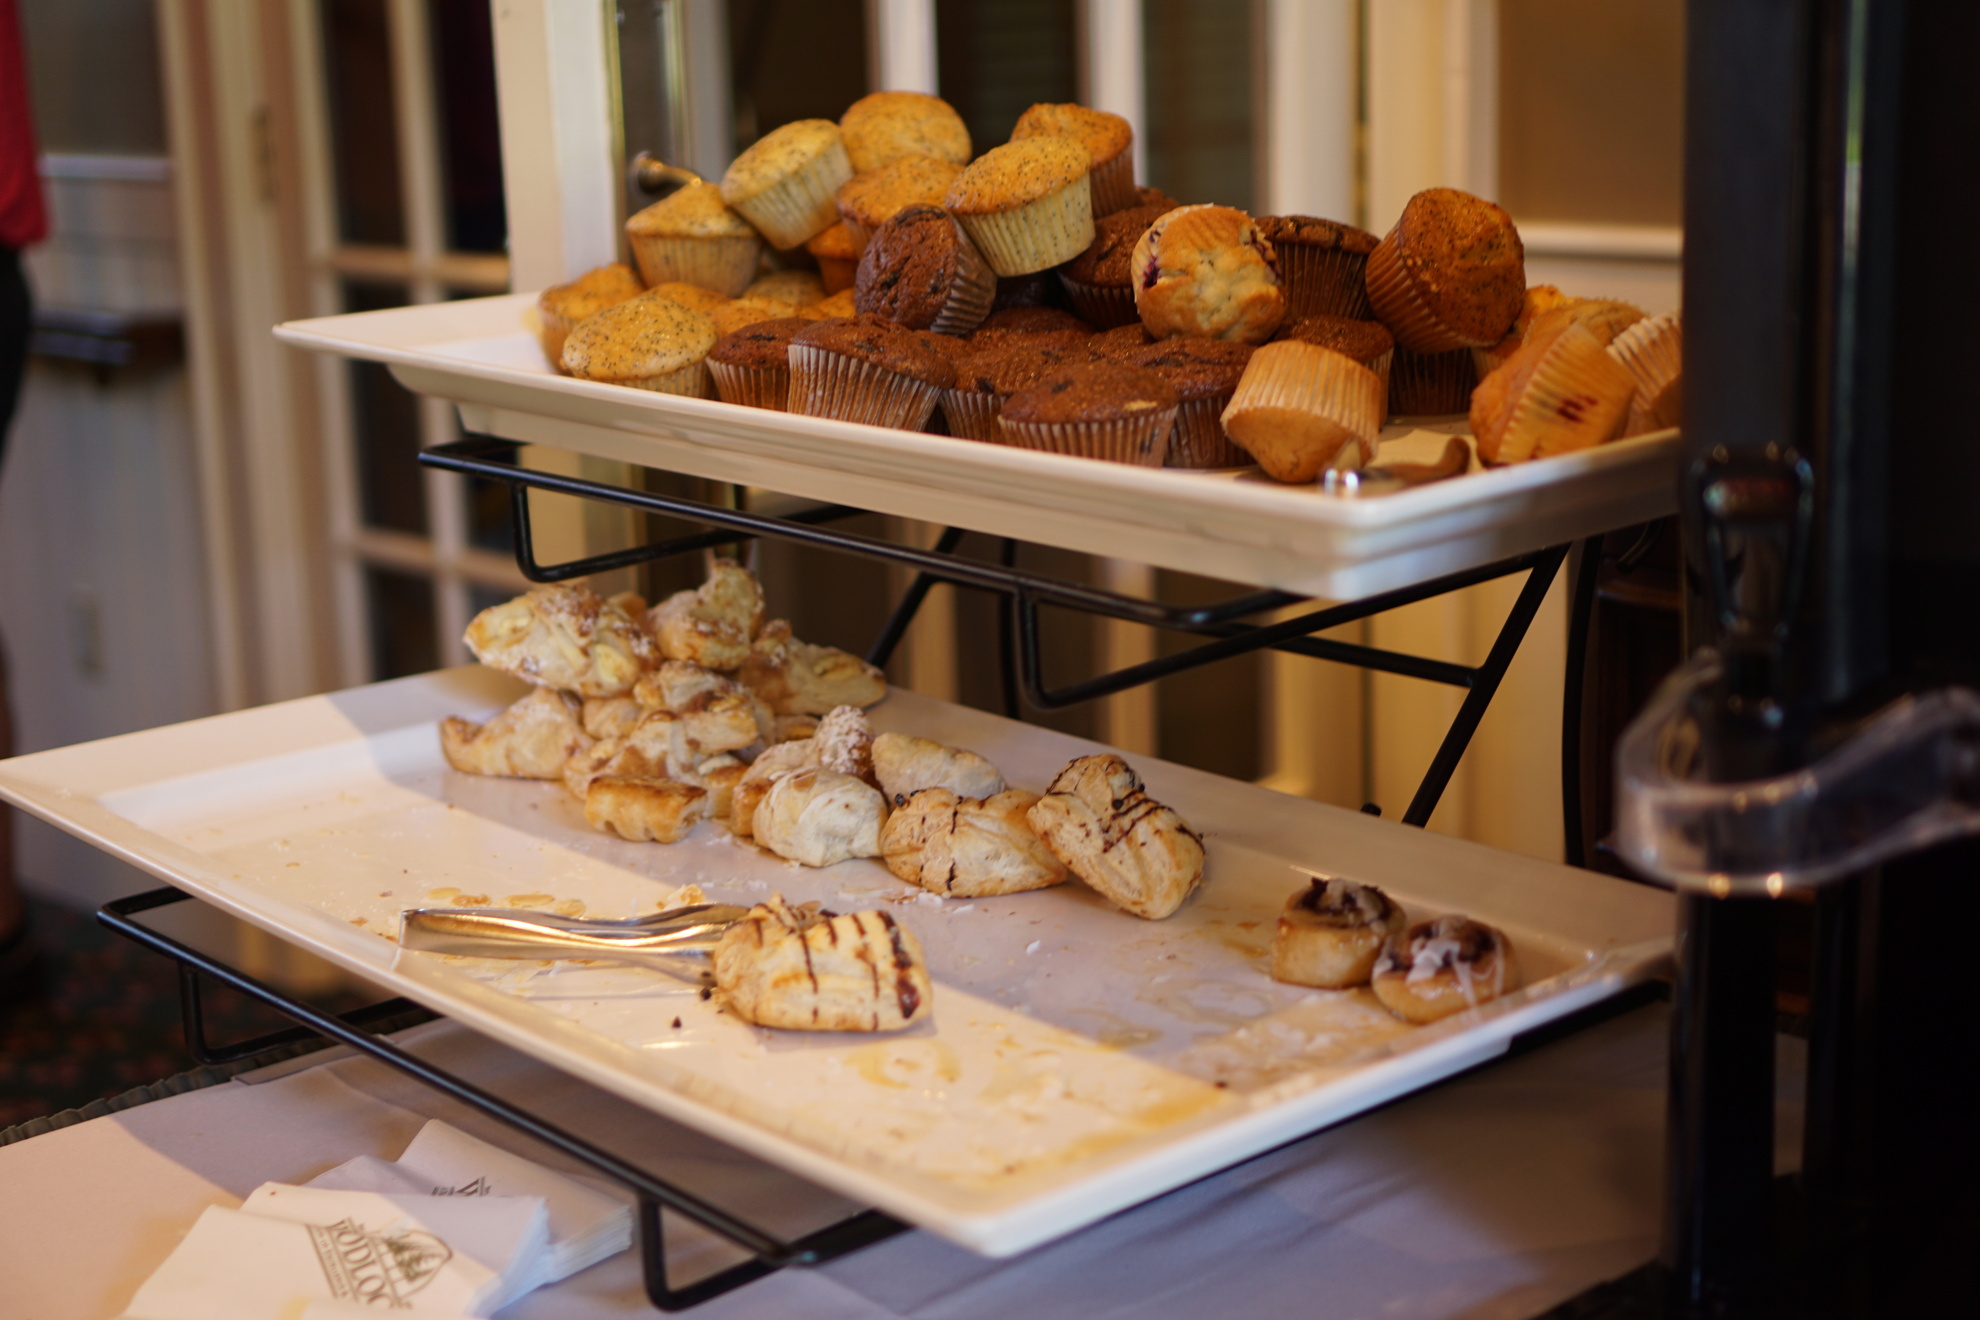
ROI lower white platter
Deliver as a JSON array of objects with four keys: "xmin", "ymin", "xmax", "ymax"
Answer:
[{"xmin": 0, "ymin": 669, "xmax": 1671, "ymax": 1256}]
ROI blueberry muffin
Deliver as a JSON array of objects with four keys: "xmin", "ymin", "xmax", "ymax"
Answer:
[{"xmin": 1132, "ymin": 204, "xmax": 1287, "ymax": 344}]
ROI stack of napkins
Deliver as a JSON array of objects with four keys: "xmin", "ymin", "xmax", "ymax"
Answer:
[{"xmin": 119, "ymin": 1121, "xmax": 633, "ymax": 1319}]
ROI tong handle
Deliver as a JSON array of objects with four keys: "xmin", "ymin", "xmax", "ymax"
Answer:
[{"xmin": 398, "ymin": 904, "xmax": 750, "ymax": 963}]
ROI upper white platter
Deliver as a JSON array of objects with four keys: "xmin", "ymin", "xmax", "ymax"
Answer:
[
  {"xmin": 274, "ymin": 294, "xmax": 1680, "ymax": 600},
  {"xmin": 0, "ymin": 668, "xmax": 1672, "ymax": 1257}
]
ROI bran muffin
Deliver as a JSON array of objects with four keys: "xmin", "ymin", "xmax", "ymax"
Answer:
[
  {"xmin": 1364, "ymin": 187, "xmax": 1525, "ymax": 353},
  {"xmin": 805, "ymin": 222, "xmax": 862, "ymax": 293},
  {"xmin": 1089, "ymin": 322, "xmax": 1156, "ymax": 358},
  {"xmin": 940, "ymin": 335, "xmax": 1098, "ymax": 440},
  {"xmin": 1058, "ymin": 203, "xmax": 1168, "ymax": 328},
  {"xmin": 839, "ymin": 91, "xmax": 972, "ymax": 173},
  {"xmin": 1221, "ymin": 340, "xmax": 1384, "ymax": 481},
  {"xmin": 834, "ymin": 155, "xmax": 964, "ymax": 249},
  {"xmin": 1275, "ymin": 314, "xmax": 1394, "ymax": 411},
  {"xmin": 972, "ymin": 306, "xmax": 1094, "ymax": 339},
  {"xmin": 853, "ymin": 204, "xmax": 995, "ymax": 335},
  {"xmin": 561, "ymin": 289, "xmax": 717, "ymax": 397},
  {"xmin": 1115, "ymin": 338, "xmax": 1256, "ymax": 467},
  {"xmin": 1011, "ymin": 102, "xmax": 1137, "ymax": 215},
  {"xmin": 1132, "ymin": 204, "xmax": 1287, "ymax": 344},
  {"xmin": 944, "ymin": 137, "xmax": 1095, "ymax": 277},
  {"xmin": 1254, "ymin": 214, "xmax": 1379, "ymax": 319},
  {"xmin": 535, "ymin": 263, "xmax": 643, "ymax": 370},
  {"xmin": 720, "ymin": 119, "xmax": 854, "ymax": 249},
  {"xmin": 624, "ymin": 181, "xmax": 764, "ymax": 296},
  {"xmin": 786, "ymin": 315, "xmax": 957, "ymax": 430},
  {"xmin": 707, "ymin": 316, "xmax": 814, "ymax": 410},
  {"xmin": 1390, "ymin": 347, "xmax": 1477, "ymax": 416},
  {"xmin": 999, "ymin": 360, "xmax": 1179, "ymax": 466}
]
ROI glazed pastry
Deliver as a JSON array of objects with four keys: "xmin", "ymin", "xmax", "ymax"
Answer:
[
  {"xmin": 464, "ymin": 583, "xmax": 658, "ymax": 698},
  {"xmin": 440, "ymin": 688, "xmax": 592, "ymax": 780},
  {"xmin": 751, "ymin": 766, "xmax": 888, "ymax": 867},
  {"xmin": 835, "ymin": 155, "xmax": 965, "ymax": 249},
  {"xmin": 624, "ymin": 181, "xmax": 764, "ymax": 296},
  {"xmin": 1131, "ymin": 204, "xmax": 1287, "ymax": 344},
  {"xmin": 720, "ymin": 119, "xmax": 854, "ymax": 249},
  {"xmin": 706, "ymin": 316, "xmax": 813, "ymax": 410},
  {"xmin": 1469, "ymin": 320, "xmax": 1636, "ymax": 465},
  {"xmin": 1026, "ymin": 754, "xmax": 1206, "ymax": 920},
  {"xmin": 583, "ymin": 776, "xmax": 710, "ymax": 843},
  {"xmin": 711, "ymin": 894, "xmax": 932, "ymax": 1032},
  {"xmin": 944, "ymin": 137, "xmax": 1095, "ymax": 278},
  {"xmin": 852, "ymin": 205, "xmax": 996, "ymax": 336},
  {"xmin": 534, "ymin": 264, "xmax": 642, "ymax": 370},
  {"xmin": 697, "ymin": 755, "xmax": 746, "ymax": 820},
  {"xmin": 1270, "ymin": 876, "xmax": 1407, "ymax": 989},
  {"xmin": 1364, "ymin": 187, "xmax": 1525, "ymax": 354},
  {"xmin": 560, "ymin": 290, "xmax": 716, "ymax": 396},
  {"xmin": 998, "ymin": 361, "xmax": 1180, "ymax": 466},
  {"xmin": 1371, "ymin": 915, "xmax": 1519, "ymax": 1024},
  {"xmin": 838, "ymin": 91, "xmax": 971, "ymax": 174},
  {"xmin": 881, "ymin": 788, "xmax": 1068, "ymax": 897},
  {"xmin": 871, "ymin": 732, "xmax": 1005, "ymax": 804},
  {"xmin": 647, "ymin": 561, "xmax": 765, "ymax": 671},
  {"xmin": 742, "ymin": 269, "xmax": 827, "ymax": 310},
  {"xmin": 786, "ymin": 315, "xmax": 957, "ymax": 430},
  {"xmin": 1010, "ymin": 102, "xmax": 1137, "ymax": 216},
  {"xmin": 736, "ymin": 618, "xmax": 889, "ymax": 715},
  {"xmin": 1253, "ymin": 215, "xmax": 1378, "ymax": 320},
  {"xmin": 1221, "ymin": 341, "xmax": 1384, "ymax": 481},
  {"xmin": 729, "ymin": 738, "xmax": 819, "ymax": 839},
  {"xmin": 813, "ymin": 705, "xmax": 877, "ymax": 788}
]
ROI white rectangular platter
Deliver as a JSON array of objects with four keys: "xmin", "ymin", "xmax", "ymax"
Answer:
[
  {"xmin": 0, "ymin": 668, "xmax": 1671, "ymax": 1256},
  {"xmin": 275, "ymin": 295, "xmax": 1680, "ymax": 599}
]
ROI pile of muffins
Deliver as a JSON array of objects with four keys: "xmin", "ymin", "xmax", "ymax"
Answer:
[{"xmin": 531, "ymin": 91, "xmax": 1682, "ymax": 482}]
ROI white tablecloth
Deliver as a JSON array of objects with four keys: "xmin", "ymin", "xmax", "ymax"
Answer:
[{"xmin": 0, "ymin": 1003, "xmax": 1708, "ymax": 1320}]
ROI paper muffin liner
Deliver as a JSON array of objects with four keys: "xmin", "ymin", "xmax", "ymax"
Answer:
[
  {"xmin": 939, "ymin": 389, "xmax": 1008, "ymax": 441},
  {"xmin": 1278, "ymin": 247, "xmax": 1374, "ymax": 320},
  {"xmin": 729, "ymin": 139, "xmax": 854, "ymax": 249},
  {"xmin": 1165, "ymin": 395, "xmax": 1248, "ymax": 468},
  {"xmin": 605, "ymin": 359, "xmax": 712, "ymax": 398},
  {"xmin": 1389, "ymin": 346, "xmax": 1475, "ymax": 417},
  {"xmin": 1365, "ymin": 233, "xmax": 1479, "ymax": 355},
  {"xmin": 1221, "ymin": 345, "xmax": 1382, "ymax": 481},
  {"xmin": 1056, "ymin": 273, "xmax": 1139, "ymax": 328},
  {"xmin": 1087, "ymin": 151, "xmax": 1138, "ymax": 217},
  {"xmin": 627, "ymin": 232, "xmax": 763, "ymax": 297},
  {"xmin": 1608, "ymin": 312, "xmax": 1682, "ymax": 434},
  {"xmin": 707, "ymin": 360, "xmax": 790, "ymax": 411},
  {"xmin": 928, "ymin": 222, "xmax": 998, "ymax": 336},
  {"xmin": 955, "ymin": 175, "xmax": 1096, "ymax": 277},
  {"xmin": 786, "ymin": 343, "xmax": 942, "ymax": 430},
  {"xmin": 1489, "ymin": 324, "xmax": 1636, "ymax": 463},
  {"xmin": 998, "ymin": 408, "xmax": 1177, "ymax": 466}
]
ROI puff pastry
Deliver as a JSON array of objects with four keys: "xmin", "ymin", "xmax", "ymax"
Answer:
[
  {"xmin": 698, "ymin": 755, "xmax": 747, "ymax": 819},
  {"xmin": 648, "ymin": 561, "xmax": 766, "ymax": 670},
  {"xmin": 814, "ymin": 705, "xmax": 877, "ymax": 787},
  {"xmin": 635, "ymin": 661, "xmax": 775, "ymax": 747},
  {"xmin": 752, "ymin": 766, "xmax": 887, "ymax": 867},
  {"xmin": 871, "ymin": 732, "xmax": 1004, "ymax": 804},
  {"xmin": 735, "ymin": 619, "xmax": 888, "ymax": 715},
  {"xmin": 881, "ymin": 788, "xmax": 1067, "ymax": 897},
  {"xmin": 729, "ymin": 738, "xmax": 820, "ymax": 839},
  {"xmin": 583, "ymin": 776, "xmax": 710, "ymax": 843},
  {"xmin": 1026, "ymin": 754, "xmax": 1205, "ymax": 919},
  {"xmin": 580, "ymin": 695, "xmax": 643, "ymax": 742},
  {"xmin": 440, "ymin": 688, "xmax": 593, "ymax": 780},
  {"xmin": 464, "ymin": 583, "xmax": 657, "ymax": 698},
  {"xmin": 711, "ymin": 894, "xmax": 932, "ymax": 1032},
  {"xmin": 563, "ymin": 710, "xmax": 701, "ymax": 798}
]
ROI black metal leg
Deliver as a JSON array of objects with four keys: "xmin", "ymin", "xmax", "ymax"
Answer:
[
  {"xmin": 866, "ymin": 526, "xmax": 968, "ymax": 667},
  {"xmin": 1560, "ymin": 537, "xmax": 1603, "ymax": 867},
  {"xmin": 996, "ymin": 541, "xmax": 1020, "ymax": 719}
]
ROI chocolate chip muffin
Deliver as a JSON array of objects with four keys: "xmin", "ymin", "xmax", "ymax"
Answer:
[
  {"xmin": 1116, "ymin": 338, "xmax": 1255, "ymax": 467},
  {"xmin": 707, "ymin": 316, "xmax": 814, "ymax": 410},
  {"xmin": 1089, "ymin": 322, "xmax": 1156, "ymax": 358},
  {"xmin": 940, "ymin": 335, "xmax": 1097, "ymax": 440},
  {"xmin": 853, "ymin": 204, "xmax": 995, "ymax": 336},
  {"xmin": 1058, "ymin": 203, "xmax": 1168, "ymax": 328},
  {"xmin": 787, "ymin": 315, "xmax": 957, "ymax": 430},
  {"xmin": 1254, "ymin": 215, "xmax": 1379, "ymax": 319},
  {"xmin": 1364, "ymin": 187, "xmax": 1525, "ymax": 353},
  {"xmin": 998, "ymin": 360, "xmax": 1180, "ymax": 466}
]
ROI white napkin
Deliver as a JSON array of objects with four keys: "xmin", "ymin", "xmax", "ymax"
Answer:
[{"xmin": 309, "ymin": 1119, "xmax": 633, "ymax": 1283}]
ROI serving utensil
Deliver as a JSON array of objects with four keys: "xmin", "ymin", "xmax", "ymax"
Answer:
[
  {"xmin": 397, "ymin": 901, "xmax": 783, "ymax": 984},
  {"xmin": 1322, "ymin": 435, "xmax": 1472, "ymax": 497}
]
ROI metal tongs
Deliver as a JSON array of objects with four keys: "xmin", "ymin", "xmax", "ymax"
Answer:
[
  {"xmin": 1321, "ymin": 435, "xmax": 1472, "ymax": 497},
  {"xmin": 398, "ymin": 902, "xmax": 778, "ymax": 985}
]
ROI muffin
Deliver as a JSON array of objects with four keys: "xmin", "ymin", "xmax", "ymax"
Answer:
[
  {"xmin": 625, "ymin": 182, "xmax": 765, "ymax": 296},
  {"xmin": 707, "ymin": 316, "xmax": 813, "ymax": 410},
  {"xmin": 535, "ymin": 263, "xmax": 642, "ymax": 370},
  {"xmin": 853, "ymin": 204, "xmax": 995, "ymax": 336},
  {"xmin": 1058, "ymin": 203, "xmax": 1167, "ymax": 328},
  {"xmin": 786, "ymin": 315, "xmax": 957, "ymax": 429},
  {"xmin": 1276, "ymin": 314, "xmax": 1394, "ymax": 412},
  {"xmin": 1473, "ymin": 284, "xmax": 1573, "ymax": 378},
  {"xmin": 806, "ymin": 222, "xmax": 862, "ymax": 293},
  {"xmin": 839, "ymin": 91, "xmax": 972, "ymax": 173},
  {"xmin": 743, "ymin": 269, "xmax": 827, "ymax": 309},
  {"xmin": 809, "ymin": 288, "xmax": 858, "ymax": 319},
  {"xmin": 1136, "ymin": 185, "xmax": 1180, "ymax": 210},
  {"xmin": 1364, "ymin": 187, "xmax": 1525, "ymax": 353},
  {"xmin": 1011, "ymin": 102, "xmax": 1137, "ymax": 216},
  {"xmin": 1469, "ymin": 320, "xmax": 1636, "ymax": 464},
  {"xmin": 941, "ymin": 335, "xmax": 1097, "ymax": 441},
  {"xmin": 561, "ymin": 289, "xmax": 717, "ymax": 396},
  {"xmin": 1089, "ymin": 322, "xmax": 1156, "ymax": 358},
  {"xmin": 1221, "ymin": 340, "xmax": 1383, "ymax": 481},
  {"xmin": 1526, "ymin": 298, "xmax": 1645, "ymax": 349},
  {"xmin": 835, "ymin": 155, "xmax": 964, "ymax": 249},
  {"xmin": 1254, "ymin": 215, "xmax": 1379, "ymax": 319},
  {"xmin": 1116, "ymin": 339, "xmax": 1256, "ymax": 468},
  {"xmin": 1609, "ymin": 312, "xmax": 1682, "ymax": 435},
  {"xmin": 648, "ymin": 281, "xmax": 732, "ymax": 314},
  {"xmin": 708, "ymin": 296, "xmax": 792, "ymax": 336},
  {"xmin": 998, "ymin": 361, "xmax": 1179, "ymax": 466},
  {"xmin": 1390, "ymin": 348, "xmax": 1477, "ymax": 416},
  {"xmin": 720, "ymin": 119, "xmax": 854, "ymax": 249},
  {"xmin": 991, "ymin": 270, "xmax": 1069, "ymax": 312},
  {"xmin": 1133, "ymin": 204, "xmax": 1286, "ymax": 344},
  {"xmin": 973, "ymin": 306, "xmax": 1093, "ymax": 338},
  {"xmin": 944, "ymin": 137, "xmax": 1095, "ymax": 277}
]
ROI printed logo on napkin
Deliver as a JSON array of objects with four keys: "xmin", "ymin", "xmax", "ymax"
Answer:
[{"xmin": 307, "ymin": 1217, "xmax": 456, "ymax": 1307}]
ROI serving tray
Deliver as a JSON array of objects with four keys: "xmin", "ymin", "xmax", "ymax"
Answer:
[
  {"xmin": 0, "ymin": 668, "xmax": 1669, "ymax": 1256},
  {"xmin": 274, "ymin": 295, "xmax": 1680, "ymax": 599}
]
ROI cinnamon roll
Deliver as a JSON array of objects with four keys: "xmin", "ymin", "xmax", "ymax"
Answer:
[
  {"xmin": 1370, "ymin": 915, "xmax": 1519, "ymax": 1024},
  {"xmin": 1270, "ymin": 875, "xmax": 1406, "ymax": 989}
]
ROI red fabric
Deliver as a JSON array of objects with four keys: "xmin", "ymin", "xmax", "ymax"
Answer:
[{"xmin": 0, "ymin": 0, "xmax": 46, "ymax": 250}]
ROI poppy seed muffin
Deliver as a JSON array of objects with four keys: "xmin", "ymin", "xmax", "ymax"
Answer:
[
  {"xmin": 561, "ymin": 289, "xmax": 717, "ymax": 396},
  {"xmin": 944, "ymin": 137, "xmax": 1095, "ymax": 277},
  {"xmin": 1011, "ymin": 102, "xmax": 1137, "ymax": 215},
  {"xmin": 1364, "ymin": 187, "xmax": 1525, "ymax": 353},
  {"xmin": 1058, "ymin": 203, "xmax": 1168, "ymax": 328},
  {"xmin": 1222, "ymin": 340, "xmax": 1384, "ymax": 482},
  {"xmin": 625, "ymin": 182, "xmax": 764, "ymax": 296},
  {"xmin": 707, "ymin": 315, "xmax": 814, "ymax": 410},
  {"xmin": 1116, "ymin": 338, "xmax": 1255, "ymax": 467},
  {"xmin": 805, "ymin": 221, "xmax": 862, "ymax": 293},
  {"xmin": 720, "ymin": 119, "xmax": 854, "ymax": 249},
  {"xmin": 999, "ymin": 360, "xmax": 1179, "ymax": 466},
  {"xmin": 835, "ymin": 155, "xmax": 965, "ymax": 249},
  {"xmin": 787, "ymin": 315, "xmax": 957, "ymax": 430},
  {"xmin": 535, "ymin": 263, "xmax": 643, "ymax": 370},
  {"xmin": 940, "ymin": 335, "xmax": 1098, "ymax": 440},
  {"xmin": 743, "ymin": 269, "xmax": 827, "ymax": 310},
  {"xmin": 1254, "ymin": 215, "xmax": 1379, "ymax": 319},
  {"xmin": 839, "ymin": 91, "xmax": 972, "ymax": 173},
  {"xmin": 1132, "ymin": 204, "xmax": 1287, "ymax": 344},
  {"xmin": 707, "ymin": 296, "xmax": 791, "ymax": 337},
  {"xmin": 853, "ymin": 204, "xmax": 995, "ymax": 335}
]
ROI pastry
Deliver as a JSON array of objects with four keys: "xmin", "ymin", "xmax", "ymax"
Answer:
[
  {"xmin": 697, "ymin": 755, "xmax": 747, "ymax": 820},
  {"xmin": 940, "ymin": 335, "xmax": 1097, "ymax": 441},
  {"xmin": 944, "ymin": 137, "xmax": 1095, "ymax": 278},
  {"xmin": 835, "ymin": 155, "xmax": 964, "ymax": 249},
  {"xmin": 839, "ymin": 91, "xmax": 971, "ymax": 174},
  {"xmin": 647, "ymin": 560, "xmax": 765, "ymax": 671},
  {"xmin": 1469, "ymin": 320, "xmax": 1636, "ymax": 464},
  {"xmin": 707, "ymin": 316, "xmax": 813, "ymax": 409},
  {"xmin": 579, "ymin": 694, "xmax": 642, "ymax": 742},
  {"xmin": 630, "ymin": 661, "xmax": 763, "ymax": 755},
  {"xmin": 1371, "ymin": 915, "xmax": 1519, "ymax": 1024},
  {"xmin": 786, "ymin": 315, "xmax": 956, "ymax": 429},
  {"xmin": 711, "ymin": 894, "xmax": 932, "ymax": 1031},
  {"xmin": 751, "ymin": 766, "xmax": 888, "ymax": 867},
  {"xmin": 1364, "ymin": 187, "xmax": 1525, "ymax": 354},
  {"xmin": 1057, "ymin": 203, "xmax": 1168, "ymax": 328},
  {"xmin": 1113, "ymin": 338, "xmax": 1256, "ymax": 468},
  {"xmin": 729, "ymin": 738, "xmax": 819, "ymax": 839},
  {"xmin": 852, "ymin": 204, "xmax": 995, "ymax": 336},
  {"xmin": 1026, "ymin": 754, "xmax": 1205, "ymax": 919},
  {"xmin": 1010, "ymin": 102, "xmax": 1137, "ymax": 216},
  {"xmin": 720, "ymin": 119, "xmax": 854, "ymax": 249},
  {"xmin": 881, "ymin": 788, "xmax": 1068, "ymax": 897},
  {"xmin": 1131, "ymin": 204, "xmax": 1287, "ymax": 344},
  {"xmin": 535, "ymin": 264, "xmax": 642, "ymax": 369},
  {"xmin": 805, "ymin": 221, "xmax": 862, "ymax": 292},
  {"xmin": 1270, "ymin": 876, "xmax": 1407, "ymax": 989},
  {"xmin": 771, "ymin": 714, "xmax": 821, "ymax": 743},
  {"xmin": 1221, "ymin": 340, "xmax": 1384, "ymax": 481},
  {"xmin": 440, "ymin": 688, "xmax": 592, "ymax": 780},
  {"xmin": 464, "ymin": 583, "xmax": 658, "ymax": 698},
  {"xmin": 560, "ymin": 289, "xmax": 716, "ymax": 396},
  {"xmin": 1253, "ymin": 215, "xmax": 1379, "ymax": 319},
  {"xmin": 871, "ymin": 731, "xmax": 1005, "ymax": 803},
  {"xmin": 1609, "ymin": 312, "xmax": 1682, "ymax": 435},
  {"xmin": 736, "ymin": 619, "xmax": 888, "ymax": 715},
  {"xmin": 998, "ymin": 360, "xmax": 1179, "ymax": 466},
  {"xmin": 583, "ymin": 776, "xmax": 710, "ymax": 843},
  {"xmin": 813, "ymin": 704, "xmax": 877, "ymax": 787},
  {"xmin": 562, "ymin": 709, "xmax": 701, "ymax": 798},
  {"xmin": 624, "ymin": 181, "xmax": 764, "ymax": 296}
]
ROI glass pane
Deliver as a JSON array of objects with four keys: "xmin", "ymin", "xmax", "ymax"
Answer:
[
  {"xmin": 1142, "ymin": 0, "xmax": 1255, "ymax": 212},
  {"xmin": 344, "ymin": 281, "xmax": 427, "ymax": 536},
  {"xmin": 428, "ymin": 0, "xmax": 507, "ymax": 253},
  {"xmin": 935, "ymin": 0, "xmax": 1077, "ymax": 148},
  {"xmin": 365, "ymin": 566, "xmax": 439, "ymax": 679},
  {"xmin": 1497, "ymin": 0, "xmax": 1684, "ymax": 226},
  {"xmin": 321, "ymin": 0, "xmax": 407, "ymax": 246},
  {"xmin": 727, "ymin": 0, "xmax": 869, "ymax": 152}
]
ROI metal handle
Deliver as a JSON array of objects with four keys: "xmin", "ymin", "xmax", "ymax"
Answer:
[
  {"xmin": 630, "ymin": 151, "xmax": 704, "ymax": 200},
  {"xmin": 397, "ymin": 903, "xmax": 753, "ymax": 982}
]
